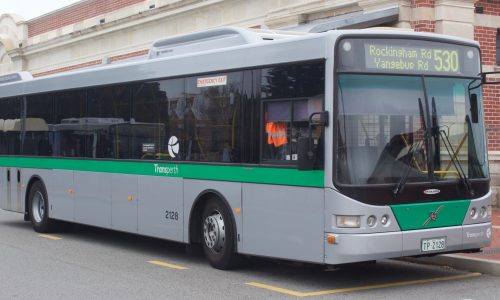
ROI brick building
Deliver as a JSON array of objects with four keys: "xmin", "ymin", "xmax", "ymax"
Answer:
[{"xmin": 1, "ymin": 0, "xmax": 500, "ymax": 201}]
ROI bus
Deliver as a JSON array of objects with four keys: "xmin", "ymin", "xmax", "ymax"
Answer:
[{"xmin": 0, "ymin": 27, "xmax": 494, "ymax": 270}]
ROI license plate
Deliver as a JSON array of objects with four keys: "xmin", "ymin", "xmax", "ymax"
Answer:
[{"xmin": 421, "ymin": 237, "xmax": 446, "ymax": 252}]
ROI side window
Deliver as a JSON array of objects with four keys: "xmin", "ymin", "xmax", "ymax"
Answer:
[
  {"xmin": 259, "ymin": 62, "xmax": 325, "ymax": 165},
  {"xmin": 262, "ymin": 97, "xmax": 323, "ymax": 163},
  {"xmin": 54, "ymin": 90, "xmax": 87, "ymax": 158},
  {"xmin": 0, "ymin": 97, "xmax": 21, "ymax": 155},
  {"xmin": 24, "ymin": 94, "xmax": 53, "ymax": 156},
  {"xmin": 184, "ymin": 72, "xmax": 242, "ymax": 162},
  {"xmin": 87, "ymin": 85, "xmax": 131, "ymax": 159},
  {"xmin": 132, "ymin": 78, "xmax": 184, "ymax": 160}
]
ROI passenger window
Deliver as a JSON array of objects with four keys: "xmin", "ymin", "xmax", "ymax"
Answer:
[
  {"xmin": 262, "ymin": 97, "xmax": 323, "ymax": 163},
  {"xmin": 184, "ymin": 72, "xmax": 242, "ymax": 163},
  {"xmin": 0, "ymin": 97, "xmax": 21, "ymax": 155},
  {"xmin": 87, "ymin": 85, "xmax": 131, "ymax": 159},
  {"xmin": 24, "ymin": 94, "xmax": 53, "ymax": 156},
  {"xmin": 54, "ymin": 90, "xmax": 87, "ymax": 158},
  {"xmin": 258, "ymin": 62, "xmax": 325, "ymax": 166},
  {"xmin": 132, "ymin": 79, "xmax": 184, "ymax": 160}
]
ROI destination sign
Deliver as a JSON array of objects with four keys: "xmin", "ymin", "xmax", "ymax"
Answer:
[
  {"xmin": 365, "ymin": 44, "xmax": 460, "ymax": 74},
  {"xmin": 337, "ymin": 38, "xmax": 480, "ymax": 76}
]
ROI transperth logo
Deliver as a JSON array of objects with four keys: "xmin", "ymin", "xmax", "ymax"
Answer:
[{"xmin": 168, "ymin": 136, "xmax": 179, "ymax": 158}]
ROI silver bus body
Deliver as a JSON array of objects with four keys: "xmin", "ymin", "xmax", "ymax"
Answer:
[{"xmin": 0, "ymin": 27, "xmax": 491, "ymax": 266}]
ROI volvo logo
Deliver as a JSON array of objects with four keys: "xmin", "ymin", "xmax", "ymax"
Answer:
[
  {"xmin": 423, "ymin": 189, "xmax": 440, "ymax": 195},
  {"xmin": 423, "ymin": 205, "xmax": 445, "ymax": 226}
]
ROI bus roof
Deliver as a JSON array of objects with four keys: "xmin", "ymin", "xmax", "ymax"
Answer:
[{"xmin": 0, "ymin": 27, "xmax": 480, "ymax": 98}]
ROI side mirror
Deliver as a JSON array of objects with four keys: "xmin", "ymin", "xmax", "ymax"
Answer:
[
  {"xmin": 298, "ymin": 137, "xmax": 314, "ymax": 170},
  {"xmin": 470, "ymin": 93, "xmax": 478, "ymax": 124},
  {"xmin": 482, "ymin": 71, "xmax": 500, "ymax": 84}
]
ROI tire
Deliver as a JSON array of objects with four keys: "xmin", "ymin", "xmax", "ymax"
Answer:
[
  {"xmin": 28, "ymin": 181, "xmax": 56, "ymax": 233},
  {"xmin": 201, "ymin": 197, "xmax": 240, "ymax": 270}
]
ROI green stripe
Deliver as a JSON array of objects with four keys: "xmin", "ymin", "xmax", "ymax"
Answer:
[
  {"xmin": 390, "ymin": 200, "xmax": 470, "ymax": 231},
  {"xmin": 0, "ymin": 156, "xmax": 324, "ymax": 187}
]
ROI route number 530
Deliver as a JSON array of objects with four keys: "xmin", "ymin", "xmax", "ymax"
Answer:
[{"xmin": 433, "ymin": 49, "xmax": 459, "ymax": 72}]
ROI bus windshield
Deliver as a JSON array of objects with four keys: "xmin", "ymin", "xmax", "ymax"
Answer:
[{"xmin": 336, "ymin": 74, "xmax": 488, "ymax": 185}]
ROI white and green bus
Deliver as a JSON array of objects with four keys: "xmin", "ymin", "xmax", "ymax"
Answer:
[{"xmin": 0, "ymin": 27, "xmax": 493, "ymax": 269}]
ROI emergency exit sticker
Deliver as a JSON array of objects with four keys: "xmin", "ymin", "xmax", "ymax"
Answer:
[{"xmin": 197, "ymin": 75, "xmax": 227, "ymax": 87}]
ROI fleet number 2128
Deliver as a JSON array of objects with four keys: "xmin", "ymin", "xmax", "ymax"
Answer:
[{"xmin": 165, "ymin": 210, "xmax": 179, "ymax": 220}]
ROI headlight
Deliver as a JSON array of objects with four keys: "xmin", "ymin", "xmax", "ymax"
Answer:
[{"xmin": 336, "ymin": 215, "xmax": 361, "ymax": 228}]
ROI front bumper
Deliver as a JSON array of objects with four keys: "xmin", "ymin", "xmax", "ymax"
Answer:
[{"xmin": 324, "ymin": 222, "xmax": 491, "ymax": 265}]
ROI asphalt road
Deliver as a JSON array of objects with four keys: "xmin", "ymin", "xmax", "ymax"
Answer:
[{"xmin": 0, "ymin": 209, "xmax": 498, "ymax": 300}]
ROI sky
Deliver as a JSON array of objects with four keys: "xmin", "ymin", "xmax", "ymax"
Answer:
[{"xmin": 0, "ymin": 0, "xmax": 81, "ymax": 20}]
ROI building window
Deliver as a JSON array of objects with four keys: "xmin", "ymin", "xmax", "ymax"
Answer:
[{"xmin": 497, "ymin": 30, "xmax": 500, "ymax": 65}]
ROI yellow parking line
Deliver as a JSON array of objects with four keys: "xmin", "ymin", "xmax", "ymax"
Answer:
[
  {"xmin": 246, "ymin": 282, "xmax": 305, "ymax": 297},
  {"xmin": 246, "ymin": 272, "xmax": 481, "ymax": 297},
  {"xmin": 492, "ymin": 225, "xmax": 500, "ymax": 229},
  {"xmin": 147, "ymin": 260, "xmax": 189, "ymax": 270},
  {"xmin": 38, "ymin": 234, "xmax": 62, "ymax": 241}
]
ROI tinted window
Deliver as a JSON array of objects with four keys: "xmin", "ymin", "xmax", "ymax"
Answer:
[
  {"xmin": 260, "ymin": 63, "xmax": 325, "ymax": 100},
  {"xmin": 262, "ymin": 97, "xmax": 323, "ymax": 163},
  {"xmin": 0, "ymin": 97, "xmax": 21, "ymax": 119},
  {"xmin": 0, "ymin": 97, "xmax": 21, "ymax": 155},
  {"xmin": 259, "ymin": 62, "xmax": 325, "ymax": 165},
  {"xmin": 53, "ymin": 90, "xmax": 87, "ymax": 157},
  {"xmin": 185, "ymin": 72, "xmax": 242, "ymax": 162},
  {"xmin": 132, "ymin": 79, "xmax": 184, "ymax": 160},
  {"xmin": 239, "ymin": 70, "xmax": 257, "ymax": 163},
  {"xmin": 87, "ymin": 85, "xmax": 131, "ymax": 158},
  {"xmin": 24, "ymin": 94, "xmax": 53, "ymax": 156},
  {"xmin": 497, "ymin": 30, "xmax": 500, "ymax": 66}
]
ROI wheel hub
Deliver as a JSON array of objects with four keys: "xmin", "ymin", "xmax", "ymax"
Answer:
[
  {"xmin": 203, "ymin": 211, "xmax": 226, "ymax": 253},
  {"xmin": 32, "ymin": 191, "xmax": 45, "ymax": 223}
]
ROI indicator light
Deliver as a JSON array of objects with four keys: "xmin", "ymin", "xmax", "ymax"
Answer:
[
  {"xmin": 326, "ymin": 234, "xmax": 337, "ymax": 244},
  {"xmin": 343, "ymin": 41, "xmax": 352, "ymax": 52},
  {"xmin": 467, "ymin": 50, "xmax": 474, "ymax": 59}
]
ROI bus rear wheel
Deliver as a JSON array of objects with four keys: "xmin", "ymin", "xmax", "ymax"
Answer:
[
  {"xmin": 29, "ymin": 181, "xmax": 56, "ymax": 233},
  {"xmin": 201, "ymin": 198, "xmax": 239, "ymax": 270}
]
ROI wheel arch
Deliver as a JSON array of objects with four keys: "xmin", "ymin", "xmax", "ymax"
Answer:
[
  {"xmin": 188, "ymin": 189, "xmax": 237, "ymax": 247},
  {"xmin": 24, "ymin": 175, "xmax": 45, "ymax": 221}
]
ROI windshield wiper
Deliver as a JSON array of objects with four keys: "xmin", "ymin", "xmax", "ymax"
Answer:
[
  {"xmin": 393, "ymin": 139, "xmax": 423, "ymax": 195},
  {"xmin": 393, "ymin": 98, "xmax": 427, "ymax": 196},
  {"xmin": 431, "ymin": 98, "xmax": 474, "ymax": 197}
]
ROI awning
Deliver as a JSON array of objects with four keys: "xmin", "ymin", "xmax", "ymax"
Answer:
[{"xmin": 286, "ymin": 6, "xmax": 399, "ymax": 33}]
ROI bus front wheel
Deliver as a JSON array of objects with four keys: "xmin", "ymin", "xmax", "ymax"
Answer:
[
  {"xmin": 201, "ymin": 197, "xmax": 239, "ymax": 269},
  {"xmin": 28, "ymin": 181, "xmax": 56, "ymax": 233}
]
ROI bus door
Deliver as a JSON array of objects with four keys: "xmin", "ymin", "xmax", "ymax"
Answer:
[
  {"xmin": 0, "ymin": 167, "xmax": 9, "ymax": 211},
  {"xmin": 3, "ymin": 119, "xmax": 22, "ymax": 212},
  {"xmin": 0, "ymin": 119, "xmax": 5, "ymax": 210}
]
